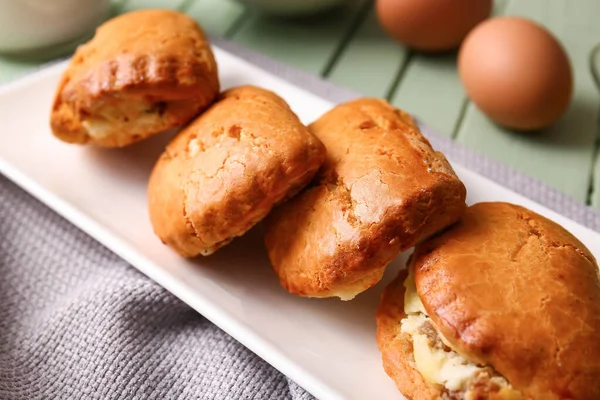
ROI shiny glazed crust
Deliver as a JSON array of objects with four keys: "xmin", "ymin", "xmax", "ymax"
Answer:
[
  {"xmin": 376, "ymin": 269, "xmax": 518, "ymax": 400},
  {"xmin": 413, "ymin": 202, "xmax": 600, "ymax": 400},
  {"xmin": 50, "ymin": 9, "xmax": 219, "ymax": 147},
  {"xmin": 147, "ymin": 85, "xmax": 326, "ymax": 257},
  {"xmin": 264, "ymin": 99, "xmax": 467, "ymax": 299}
]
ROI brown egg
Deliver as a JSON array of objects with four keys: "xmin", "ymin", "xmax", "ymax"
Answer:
[
  {"xmin": 376, "ymin": 0, "xmax": 492, "ymax": 52},
  {"xmin": 458, "ymin": 17, "xmax": 573, "ymax": 131}
]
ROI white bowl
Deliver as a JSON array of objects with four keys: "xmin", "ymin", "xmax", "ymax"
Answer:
[
  {"xmin": 235, "ymin": 0, "xmax": 348, "ymax": 16},
  {"xmin": 0, "ymin": 0, "xmax": 110, "ymax": 55}
]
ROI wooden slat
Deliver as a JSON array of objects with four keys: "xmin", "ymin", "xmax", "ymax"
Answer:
[
  {"xmin": 120, "ymin": 0, "xmax": 187, "ymax": 12},
  {"xmin": 229, "ymin": 0, "xmax": 368, "ymax": 76},
  {"xmin": 456, "ymin": 0, "xmax": 600, "ymax": 203},
  {"xmin": 184, "ymin": 0, "xmax": 247, "ymax": 37},
  {"xmin": 325, "ymin": 6, "xmax": 408, "ymax": 98},
  {"xmin": 391, "ymin": 54, "xmax": 463, "ymax": 136},
  {"xmin": 389, "ymin": 0, "xmax": 507, "ymax": 136},
  {"xmin": 590, "ymin": 47, "xmax": 600, "ymax": 209},
  {"xmin": 592, "ymin": 154, "xmax": 600, "ymax": 209}
]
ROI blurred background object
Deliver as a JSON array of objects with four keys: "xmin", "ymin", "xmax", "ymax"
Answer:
[
  {"xmin": 375, "ymin": 0, "xmax": 492, "ymax": 52},
  {"xmin": 458, "ymin": 17, "xmax": 573, "ymax": 131},
  {"xmin": 0, "ymin": 0, "xmax": 110, "ymax": 59}
]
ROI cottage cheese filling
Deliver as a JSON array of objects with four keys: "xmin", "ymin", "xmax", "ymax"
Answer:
[{"xmin": 400, "ymin": 266, "xmax": 521, "ymax": 399}]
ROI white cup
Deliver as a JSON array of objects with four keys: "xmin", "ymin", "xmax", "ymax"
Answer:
[{"xmin": 0, "ymin": 0, "xmax": 110, "ymax": 57}]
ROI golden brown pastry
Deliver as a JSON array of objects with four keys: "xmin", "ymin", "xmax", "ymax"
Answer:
[
  {"xmin": 50, "ymin": 9, "xmax": 219, "ymax": 147},
  {"xmin": 148, "ymin": 85, "xmax": 326, "ymax": 257},
  {"xmin": 264, "ymin": 99, "xmax": 467, "ymax": 300},
  {"xmin": 377, "ymin": 202, "xmax": 600, "ymax": 400}
]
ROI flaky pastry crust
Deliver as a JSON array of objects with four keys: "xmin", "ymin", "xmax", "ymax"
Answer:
[
  {"xmin": 409, "ymin": 202, "xmax": 600, "ymax": 400},
  {"xmin": 50, "ymin": 9, "xmax": 219, "ymax": 147},
  {"xmin": 148, "ymin": 85, "xmax": 326, "ymax": 257},
  {"xmin": 264, "ymin": 99, "xmax": 467, "ymax": 300}
]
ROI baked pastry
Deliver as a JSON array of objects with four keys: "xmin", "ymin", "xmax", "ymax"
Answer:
[
  {"xmin": 377, "ymin": 202, "xmax": 600, "ymax": 400},
  {"xmin": 50, "ymin": 9, "xmax": 219, "ymax": 147},
  {"xmin": 148, "ymin": 85, "xmax": 326, "ymax": 257},
  {"xmin": 264, "ymin": 99, "xmax": 467, "ymax": 300}
]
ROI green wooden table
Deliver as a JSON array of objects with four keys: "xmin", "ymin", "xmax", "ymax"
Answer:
[{"xmin": 2, "ymin": 0, "xmax": 599, "ymax": 210}]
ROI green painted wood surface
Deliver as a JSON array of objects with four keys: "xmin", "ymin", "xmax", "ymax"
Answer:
[
  {"xmin": 390, "ymin": 0, "xmax": 508, "ymax": 137},
  {"xmin": 590, "ymin": 47, "xmax": 600, "ymax": 209},
  {"xmin": 119, "ymin": 0, "xmax": 187, "ymax": 12},
  {"xmin": 1, "ymin": 0, "xmax": 599, "ymax": 211},
  {"xmin": 592, "ymin": 154, "xmax": 600, "ymax": 208},
  {"xmin": 456, "ymin": 0, "xmax": 600, "ymax": 203},
  {"xmin": 391, "ymin": 54, "xmax": 464, "ymax": 136},
  {"xmin": 229, "ymin": 0, "xmax": 368, "ymax": 76},
  {"xmin": 184, "ymin": 0, "xmax": 247, "ymax": 37},
  {"xmin": 326, "ymin": 6, "xmax": 407, "ymax": 98}
]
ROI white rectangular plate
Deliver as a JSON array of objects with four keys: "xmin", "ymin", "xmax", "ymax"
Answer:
[{"xmin": 1, "ymin": 48, "xmax": 599, "ymax": 400}]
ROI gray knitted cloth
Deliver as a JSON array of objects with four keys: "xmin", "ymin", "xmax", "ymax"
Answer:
[
  {"xmin": 2, "ymin": 38, "xmax": 600, "ymax": 400},
  {"xmin": 0, "ymin": 174, "xmax": 312, "ymax": 400}
]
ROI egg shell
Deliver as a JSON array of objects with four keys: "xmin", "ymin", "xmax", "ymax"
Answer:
[
  {"xmin": 458, "ymin": 17, "xmax": 573, "ymax": 131},
  {"xmin": 376, "ymin": 0, "xmax": 492, "ymax": 52}
]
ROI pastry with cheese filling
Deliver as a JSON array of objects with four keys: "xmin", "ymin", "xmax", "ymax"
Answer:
[
  {"xmin": 148, "ymin": 85, "xmax": 326, "ymax": 257},
  {"xmin": 264, "ymin": 99, "xmax": 466, "ymax": 300},
  {"xmin": 377, "ymin": 202, "xmax": 600, "ymax": 400},
  {"xmin": 50, "ymin": 9, "xmax": 219, "ymax": 147}
]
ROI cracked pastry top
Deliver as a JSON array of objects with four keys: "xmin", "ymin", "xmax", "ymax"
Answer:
[
  {"xmin": 147, "ymin": 85, "xmax": 326, "ymax": 257},
  {"xmin": 376, "ymin": 202, "xmax": 600, "ymax": 400},
  {"xmin": 50, "ymin": 9, "xmax": 219, "ymax": 148},
  {"xmin": 264, "ymin": 98, "xmax": 467, "ymax": 300}
]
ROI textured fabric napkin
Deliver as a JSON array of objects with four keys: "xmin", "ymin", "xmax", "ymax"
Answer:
[{"xmin": 2, "ymin": 37, "xmax": 600, "ymax": 400}]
